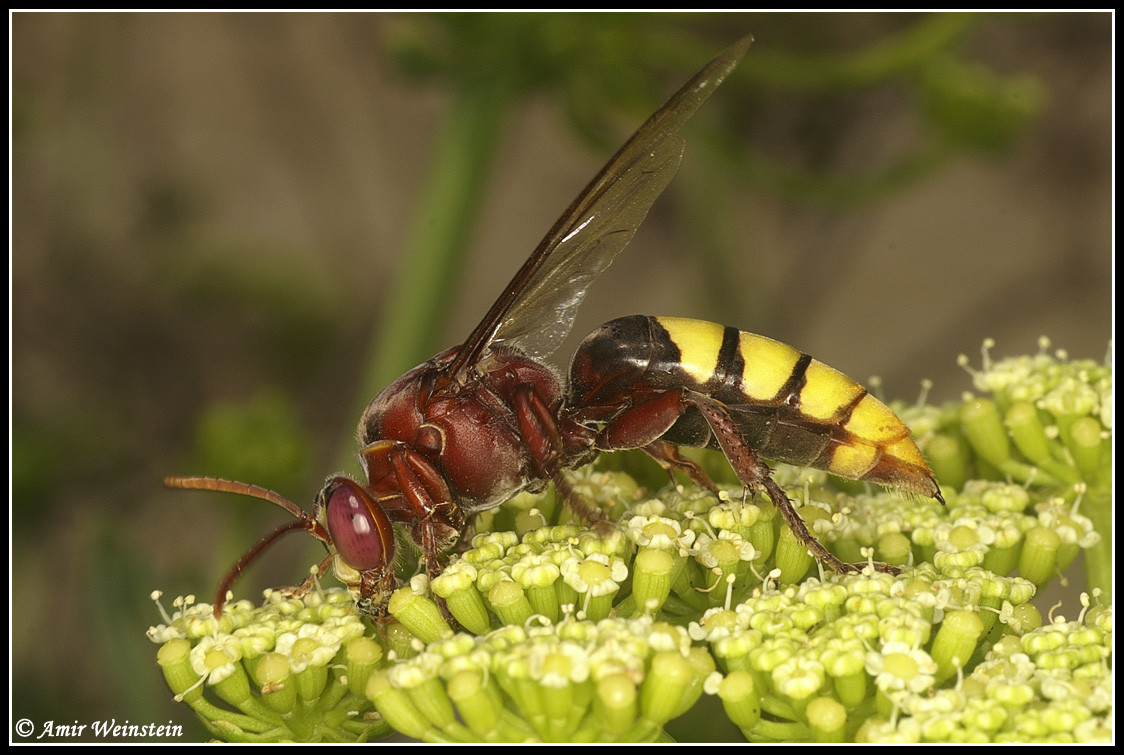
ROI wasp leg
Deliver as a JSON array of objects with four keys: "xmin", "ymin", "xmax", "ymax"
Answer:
[
  {"xmin": 415, "ymin": 516, "xmax": 460, "ymax": 625},
  {"xmin": 398, "ymin": 513, "xmax": 458, "ymax": 628},
  {"xmin": 551, "ymin": 471, "xmax": 616, "ymax": 536},
  {"xmin": 453, "ymin": 515, "xmax": 481, "ymax": 553},
  {"xmin": 586, "ymin": 388, "xmax": 717, "ymax": 491},
  {"xmin": 643, "ymin": 440, "xmax": 720, "ymax": 494},
  {"xmin": 685, "ymin": 393, "xmax": 900, "ymax": 577},
  {"xmin": 386, "ymin": 448, "xmax": 465, "ymax": 627},
  {"xmin": 514, "ymin": 385, "xmax": 612, "ymax": 530}
]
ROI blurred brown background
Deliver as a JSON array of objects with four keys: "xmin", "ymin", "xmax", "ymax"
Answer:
[{"xmin": 12, "ymin": 12, "xmax": 1110, "ymax": 741}]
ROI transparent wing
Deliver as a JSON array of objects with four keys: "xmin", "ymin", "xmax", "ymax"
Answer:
[
  {"xmin": 483, "ymin": 134, "xmax": 685, "ymax": 361},
  {"xmin": 446, "ymin": 35, "xmax": 753, "ymax": 382}
]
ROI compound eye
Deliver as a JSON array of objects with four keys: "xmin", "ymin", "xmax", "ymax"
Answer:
[{"xmin": 324, "ymin": 480, "xmax": 393, "ymax": 572}]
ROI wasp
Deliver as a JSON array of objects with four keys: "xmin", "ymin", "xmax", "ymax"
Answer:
[{"xmin": 167, "ymin": 35, "xmax": 942, "ymax": 620}]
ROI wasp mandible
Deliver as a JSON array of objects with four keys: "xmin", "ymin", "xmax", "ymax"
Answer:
[{"xmin": 167, "ymin": 35, "xmax": 942, "ymax": 620}]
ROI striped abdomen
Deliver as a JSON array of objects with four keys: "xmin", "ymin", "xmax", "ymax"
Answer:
[{"xmin": 567, "ymin": 315, "xmax": 939, "ymax": 498}]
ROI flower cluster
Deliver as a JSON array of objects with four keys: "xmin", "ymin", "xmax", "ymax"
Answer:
[
  {"xmin": 370, "ymin": 615, "xmax": 713, "ymax": 742},
  {"xmin": 937, "ymin": 337, "xmax": 1112, "ymax": 492},
  {"xmin": 148, "ymin": 590, "xmax": 389, "ymax": 742},
  {"xmin": 392, "ymin": 469, "xmax": 1097, "ymax": 641},
  {"xmin": 151, "ymin": 566, "xmax": 1110, "ymax": 742},
  {"xmin": 851, "ymin": 597, "xmax": 1113, "ymax": 742},
  {"xmin": 151, "ymin": 340, "xmax": 1112, "ymax": 741},
  {"xmin": 914, "ymin": 339, "xmax": 1112, "ymax": 596},
  {"xmin": 696, "ymin": 567, "xmax": 1107, "ymax": 742}
]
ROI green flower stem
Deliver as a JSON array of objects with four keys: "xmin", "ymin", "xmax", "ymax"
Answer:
[
  {"xmin": 717, "ymin": 670, "xmax": 761, "ymax": 730},
  {"xmin": 877, "ymin": 532, "xmax": 913, "ymax": 567},
  {"xmin": 254, "ymin": 654, "xmax": 296, "ymax": 715},
  {"xmin": 670, "ymin": 567, "xmax": 710, "ymax": 613},
  {"xmin": 388, "ymin": 587, "xmax": 452, "ymax": 643},
  {"xmin": 753, "ymin": 716, "xmax": 809, "ymax": 742},
  {"xmin": 639, "ymin": 652, "xmax": 692, "ymax": 724},
  {"xmin": 156, "ymin": 639, "xmax": 203, "ymax": 701},
  {"xmin": 926, "ymin": 432, "xmax": 970, "ymax": 492},
  {"xmin": 976, "ymin": 594, "xmax": 1004, "ymax": 637},
  {"xmin": 660, "ymin": 592, "xmax": 710, "ymax": 620},
  {"xmin": 555, "ymin": 580, "xmax": 580, "ymax": 613},
  {"xmin": 1018, "ymin": 526, "xmax": 1061, "ymax": 586},
  {"xmin": 806, "ymin": 696, "xmax": 848, "ymax": 743},
  {"xmin": 632, "ymin": 548, "xmax": 675, "ymax": 614},
  {"xmin": 432, "ymin": 566, "xmax": 492, "ymax": 635},
  {"xmin": 1067, "ymin": 417, "xmax": 1106, "ymax": 481},
  {"xmin": 832, "ymin": 671, "xmax": 868, "ymax": 709},
  {"xmin": 344, "ymin": 637, "xmax": 383, "ymax": 698},
  {"xmin": 318, "ymin": 688, "xmax": 366, "ymax": 730},
  {"xmin": 775, "ymin": 526, "xmax": 815, "ymax": 582},
  {"xmin": 931, "ymin": 609, "xmax": 984, "ymax": 684},
  {"xmin": 550, "ymin": 683, "xmax": 593, "ymax": 741},
  {"xmin": 618, "ymin": 719, "xmax": 663, "ymax": 743},
  {"xmin": 293, "ymin": 659, "xmax": 330, "ymax": 705},
  {"xmin": 874, "ymin": 687, "xmax": 896, "ymax": 719},
  {"xmin": 504, "ymin": 673, "xmax": 546, "ymax": 732},
  {"xmin": 759, "ymin": 689, "xmax": 802, "ymax": 723},
  {"xmin": 158, "ymin": 640, "xmax": 276, "ymax": 734},
  {"xmin": 278, "ymin": 710, "xmax": 315, "ymax": 742},
  {"xmin": 213, "ymin": 662, "xmax": 281, "ymax": 723},
  {"xmin": 340, "ymin": 713, "xmax": 392, "ymax": 739},
  {"xmin": 385, "ymin": 621, "xmax": 421, "ymax": 660},
  {"xmin": 748, "ymin": 509, "xmax": 777, "ymax": 563},
  {"xmin": 488, "ymin": 580, "xmax": 535, "ymax": 626},
  {"xmin": 959, "ymin": 399, "xmax": 1011, "ymax": 468},
  {"xmin": 367, "ymin": 672, "xmax": 439, "ymax": 742},
  {"xmin": 960, "ymin": 399, "xmax": 1065, "ymax": 486},
  {"xmin": 594, "ymin": 674, "xmax": 638, "ymax": 738},
  {"xmin": 675, "ymin": 648, "xmax": 717, "ymax": 718},
  {"xmin": 208, "ymin": 719, "xmax": 287, "ymax": 743},
  {"xmin": 540, "ymin": 681, "xmax": 576, "ymax": 739},
  {"xmin": 1005, "ymin": 403, "xmax": 1078, "ymax": 483},
  {"xmin": 982, "ymin": 541, "xmax": 1020, "ymax": 577},
  {"xmin": 194, "ymin": 699, "xmax": 276, "ymax": 736},
  {"xmin": 408, "ymin": 676, "xmax": 469, "ymax": 740},
  {"xmin": 524, "ymin": 583, "xmax": 561, "ymax": 623},
  {"xmin": 1080, "ymin": 485, "xmax": 1112, "ymax": 600},
  {"xmin": 445, "ymin": 670, "xmax": 493, "ymax": 740},
  {"xmin": 493, "ymin": 709, "xmax": 539, "ymax": 743}
]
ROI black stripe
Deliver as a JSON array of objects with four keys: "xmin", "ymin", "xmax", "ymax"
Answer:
[
  {"xmin": 712, "ymin": 326, "xmax": 744, "ymax": 390},
  {"xmin": 647, "ymin": 317, "xmax": 683, "ymax": 369},
  {"xmin": 780, "ymin": 353, "xmax": 813, "ymax": 406},
  {"xmin": 836, "ymin": 386, "xmax": 869, "ymax": 426}
]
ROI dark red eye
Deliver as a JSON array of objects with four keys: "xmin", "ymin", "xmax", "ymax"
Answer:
[{"xmin": 325, "ymin": 480, "xmax": 393, "ymax": 572}]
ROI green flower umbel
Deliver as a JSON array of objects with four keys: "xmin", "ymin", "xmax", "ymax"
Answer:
[
  {"xmin": 148, "ymin": 590, "xmax": 389, "ymax": 742},
  {"xmin": 154, "ymin": 340, "xmax": 1111, "ymax": 742},
  {"xmin": 952, "ymin": 339, "xmax": 1111, "ymax": 597},
  {"xmin": 366, "ymin": 615, "xmax": 712, "ymax": 742}
]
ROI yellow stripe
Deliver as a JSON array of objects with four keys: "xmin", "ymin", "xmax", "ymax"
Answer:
[
  {"xmin": 829, "ymin": 441, "xmax": 877, "ymax": 479},
  {"xmin": 656, "ymin": 317, "xmax": 725, "ymax": 385},
  {"xmin": 883, "ymin": 436, "xmax": 928, "ymax": 469},
  {"xmin": 845, "ymin": 394, "xmax": 909, "ymax": 444},
  {"xmin": 799, "ymin": 359, "xmax": 865, "ymax": 422},
  {"xmin": 737, "ymin": 332, "xmax": 802, "ymax": 401}
]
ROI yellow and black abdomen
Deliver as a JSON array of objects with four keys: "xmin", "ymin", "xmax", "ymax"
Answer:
[{"xmin": 567, "ymin": 315, "xmax": 940, "ymax": 499}]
